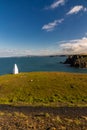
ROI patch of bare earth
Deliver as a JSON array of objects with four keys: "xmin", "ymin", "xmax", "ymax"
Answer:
[{"xmin": 0, "ymin": 105, "xmax": 87, "ymax": 130}]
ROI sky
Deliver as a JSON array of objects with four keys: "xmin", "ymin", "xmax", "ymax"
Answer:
[{"xmin": 0, "ymin": 0, "xmax": 87, "ymax": 57}]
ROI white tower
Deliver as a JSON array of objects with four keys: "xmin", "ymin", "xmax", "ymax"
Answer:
[{"xmin": 13, "ymin": 64, "xmax": 19, "ymax": 74}]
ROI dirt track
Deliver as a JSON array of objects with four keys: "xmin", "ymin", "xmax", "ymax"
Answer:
[{"xmin": 0, "ymin": 105, "xmax": 87, "ymax": 130}]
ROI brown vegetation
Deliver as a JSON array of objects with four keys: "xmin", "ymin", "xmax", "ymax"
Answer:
[{"xmin": 0, "ymin": 105, "xmax": 87, "ymax": 130}]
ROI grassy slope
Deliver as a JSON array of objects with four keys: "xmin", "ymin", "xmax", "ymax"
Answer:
[{"xmin": 0, "ymin": 72, "xmax": 87, "ymax": 106}]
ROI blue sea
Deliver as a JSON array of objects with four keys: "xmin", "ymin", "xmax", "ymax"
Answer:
[{"xmin": 0, "ymin": 56, "xmax": 87, "ymax": 75}]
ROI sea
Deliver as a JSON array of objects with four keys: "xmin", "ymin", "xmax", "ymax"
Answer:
[{"xmin": 0, "ymin": 56, "xmax": 87, "ymax": 75}]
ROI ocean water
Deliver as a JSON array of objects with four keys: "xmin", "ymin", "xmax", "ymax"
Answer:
[{"xmin": 0, "ymin": 56, "xmax": 87, "ymax": 75}]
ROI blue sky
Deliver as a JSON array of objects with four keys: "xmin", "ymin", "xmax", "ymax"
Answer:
[{"xmin": 0, "ymin": 0, "xmax": 87, "ymax": 57}]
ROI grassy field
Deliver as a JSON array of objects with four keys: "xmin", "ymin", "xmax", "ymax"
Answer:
[{"xmin": 0, "ymin": 72, "xmax": 87, "ymax": 106}]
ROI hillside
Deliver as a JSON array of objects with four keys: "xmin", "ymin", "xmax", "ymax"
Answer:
[
  {"xmin": 0, "ymin": 72, "xmax": 87, "ymax": 106},
  {"xmin": 0, "ymin": 72, "xmax": 87, "ymax": 129}
]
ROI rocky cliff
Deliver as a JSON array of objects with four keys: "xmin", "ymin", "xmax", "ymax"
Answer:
[{"xmin": 64, "ymin": 55, "xmax": 87, "ymax": 68}]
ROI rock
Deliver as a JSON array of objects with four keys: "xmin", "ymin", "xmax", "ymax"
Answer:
[
  {"xmin": 64, "ymin": 55, "xmax": 87, "ymax": 68},
  {"xmin": 30, "ymin": 80, "xmax": 33, "ymax": 82},
  {"xmin": 47, "ymin": 127, "xmax": 57, "ymax": 130}
]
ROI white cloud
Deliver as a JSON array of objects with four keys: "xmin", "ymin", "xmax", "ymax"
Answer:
[
  {"xmin": 59, "ymin": 37, "xmax": 87, "ymax": 54},
  {"xmin": 0, "ymin": 49, "xmax": 32, "ymax": 57},
  {"xmin": 45, "ymin": 0, "xmax": 65, "ymax": 10},
  {"xmin": 1, "ymin": 37, "xmax": 87, "ymax": 57},
  {"xmin": 42, "ymin": 19, "xmax": 64, "ymax": 32},
  {"xmin": 84, "ymin": 7, "xmax": 87, "ymax": 12},
  {"xmin": 67, "ymin": 5, "xmax": 87, "ymax": 15},
  {"xmin": 85, "ymin": 32, "xmax": 87, "ymax": 36},
  {"xmin": 0, "ymin": 48, "xmax": 58, "ymax": 57},
  {"xmin": 37, "ymin": 49, "xmax": 53, "ymax": 56}
]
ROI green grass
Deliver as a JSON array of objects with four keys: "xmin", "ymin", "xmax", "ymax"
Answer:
[{"xmin": 0, "ymin": 72, "xmax": 87, "ymax": 106}]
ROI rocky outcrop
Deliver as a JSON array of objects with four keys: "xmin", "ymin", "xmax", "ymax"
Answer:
[{"xmin": 64, "ymin": 55, "xmax": 87, "ymax": 68}]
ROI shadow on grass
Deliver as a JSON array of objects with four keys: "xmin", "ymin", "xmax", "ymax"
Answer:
[{"xmin": 0, "ymin": 104, "xmax": 87, "ymax": 118}]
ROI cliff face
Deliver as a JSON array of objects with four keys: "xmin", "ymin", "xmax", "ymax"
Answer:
[{"xmin": 64, "ymin": 55, "xmax": 87, "ymax": 68}]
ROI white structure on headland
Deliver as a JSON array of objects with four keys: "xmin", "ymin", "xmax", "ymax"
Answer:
[{"xmin": 13, "ymin": 64, "xmax": 19, "ymax": 74}]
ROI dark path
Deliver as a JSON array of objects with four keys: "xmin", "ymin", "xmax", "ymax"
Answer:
[
  {"xmin": 0, "ymin": 104, "xmax": 87, "ymax": 129},
  {"xmin": 0, "ymin": 104, "xmax": 87, "ymax": 118}
]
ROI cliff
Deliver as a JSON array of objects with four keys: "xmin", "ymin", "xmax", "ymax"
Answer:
[{"xmin": 64, "ymin": 55, "xmax": 87, "ymax": 68}]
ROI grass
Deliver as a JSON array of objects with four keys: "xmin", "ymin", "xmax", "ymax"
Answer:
[{"xmin": 0, "ymin": 72, "xmax": 87, "ymax": 106}]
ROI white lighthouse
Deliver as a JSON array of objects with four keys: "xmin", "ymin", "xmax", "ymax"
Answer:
[{"xmin": 13, "ymin": 64, "xmax": 19, "ymax": 74}]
